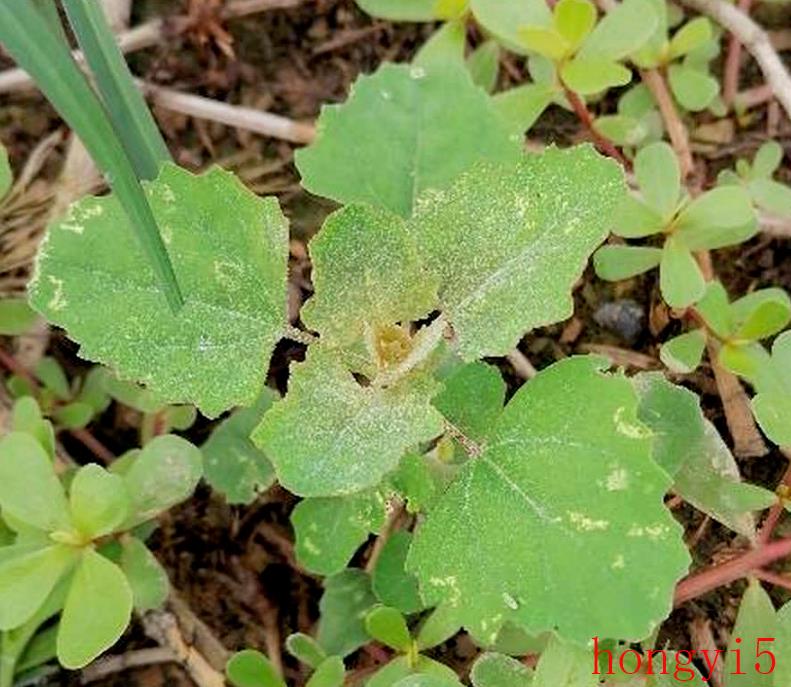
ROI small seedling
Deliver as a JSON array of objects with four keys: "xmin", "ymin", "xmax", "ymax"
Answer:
[{"xmin": 594, "ymin": 141, "xmax": 758, "ymax": 307}]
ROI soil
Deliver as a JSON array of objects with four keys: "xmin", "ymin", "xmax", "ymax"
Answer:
[{"xmin": 1, "ymin": 1, "xmax": 791, "ymax": 685}]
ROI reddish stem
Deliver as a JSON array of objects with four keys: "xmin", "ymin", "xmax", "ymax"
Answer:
[
  {"xmin": 563, "ymin": 86, "xmax": 630, "ymax": 167},
  {"xmin": 640, "ymin": 68, "xmax": 694, "ymax": 180},
  {"xmin": 753, "ymin": 568, "xmax": 791, "ymax": 592},
  {"xmin": 757, "ymin": 456, "xmax": 791, "ymax": 546},
  {"xmin": 723, "ymin": 0, "xmax": 754, "ymax": 107},
  {"xmin": 674, "ymin": 537, "xmax": 791, "ymax": 606},
  {"xmin": 0, "ymin": 345, "xmax": 114, "ymax": 464}
]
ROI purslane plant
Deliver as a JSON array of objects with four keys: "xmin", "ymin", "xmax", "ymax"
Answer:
[
  {"xmin": 0, "ymin": 397, "xmax": 202, "ymax": 681},
  {"xmin": 593, "ymin": 140, "xmax": 758, "ymax": 307}
]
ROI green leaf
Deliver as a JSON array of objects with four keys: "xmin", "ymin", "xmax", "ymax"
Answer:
[
  {"xmin": 635, "ymin": 142, "xmax": 680, "ymax": 218},
  {"xmin": 731, "ymin": 288, "xmax": 791, "ymax": 340},
  {"xmin": 561, "ymin": 57, "xmax": 632, "ymax": 95},
  {"xmin": 61, "ymin": 0, "xmax": 170, "ymax": 181},
  {"xmin": 659, "ymin": 236, "xmax": 705, "ymax": 308},
  {"xmin": 675, "ymin": 186, "xmax": 757, "ymax": 251},
  {"xmin": 69, "ymin": 464, "xmax": 129, "ymax": 539},
  {"xmin": 0, "ymin": 432, "xmax": 71, "ymax": 532},
  {"xmin": 122, "ymin": 434, "xmax": 203, "ymax": 526},
  {"xmin": 391, "ymin": 453, "xmax": 439, "ymax": 514},
  {"xmin": 634, "ymin": 372, "xmax": 773, "ymax": 538},
  {"xmin": 394, "ymin": 674, "xmax": 463, "ymax": 687},
  {"xmin": 0, "ymin": 143, "xmax": 11, "ymax": 198},
  {"xmin": 373, "ymin": 531, "xmax": 424, "ymax": 614},
  {"xmin": 493, "ymin": 84, "xmax": 554, "ymax": 134},
  {"xmin": 719, "ymin": 341, "xmax": 772, "ymax": 381},
  {"xmin": 667, "ymin": 64, "xmax": 719, "ymax": 111},
  {"xmin": 16, "ymin": 624, "xmax": 59, "ymax": 674},
  {"xmin": 578, "ymin": 0, "xmax": 658, "ymax": 61},
  {"xmin": 53, "ymin": 401, "xmax": 96, "ymax": 430},
  {"xmin": 434, "ymin": 362, "xmax": 505, "ymax": 441},
  {"xmin": 11, "ymin": 397, "xmax": 56, "ymax": 459},
  {"xmin": 660, "ymin": 330, "xmax": 706, "ymax": 373},
  {"xmin": 0, "ymin": 544, "xmax": 76, "ymax": 630},
  {"xmin": 593, "ymin": 115, "xmax": 649, "ymax": 147},
  {"xmin": 286, "ymin": 633, "xmax": 327, "ymax": 670},
  {"xmin": 371, "ymin": 656, "xmax": 461, "ymax": 687},
  {"xmin": 554, "ymin": 0, "xmax": 596, "ymax": 51},
  {"xmin": 415, "ymin": 604, "xmax": 462, "ymax": 650},
  {"xmin": 467, "ymin": 41, "xmax": 500, "ymax": 93},
  {"xmin": 470, "ymin": 0, "xmax": 552, "ymax": 54},
  {"xmin": 471, "ymin": 652, "xmax": 533, "ymax": 687},
  {"xmin": 696, "ymin": 281, "xmax": 733, "ymax": 338},
  {"xmin": 30, "ymin": 164, "xmax": 289, "ymax": 418},
  {"xmin": 533, "ymin": 635, "xmax": 597, "ymax": 686},
  {"xmin": 408, "ymin": 356, "xmax": 689, "ymax": 645},
  {"xmin": 0, "ymin": 298, "xmax": 38, "ymax": 335},
  {"xmin": 414, "ymin": 20, "xmax": 467, "ymax": 69},
  {"xmin": 518, "ymin": 27, "xmax": 570, "ymax": 61},
  {"xmin": 751, "ymin": 141, "xmax": 783, "ymax": 179},
  {"xmin": 725, "ymin": 580, "xmax": 777, "ymax": 687},
  {"xmin": 0, "ymin": 2, "xmax": 183, "ymax": 312},
  {"xmin": 104, "ymin": 374, "xmax": 165, "ymax": 414},
  {"xmin": 749, "ymin": 178, "xmax": 791, "ymax": 218},
  {"xmin": 254, "ymin": 347, "xmax": 443, "ymax": 497},
  {"xmin": 612, "ymin": 194, "xmax": 666, "ymax": 239},
  {"xmin": 317, "ymin": 569, "xmax": 378, "ymax": 658},
  {"xmin": 57, "ymin": 549, "xmax": 133, "ymax": 668},
  {"xmin": 306, "ymin": 656, "xmax": 346, "ymax": 687},
  {"xmin": 752, "ymin": 332, "xmax": 791, "ymax": 446},
  {"xmin": 226, "ymin": 649, "xmax": 286, "ymax": 687},
  {"xmin": 668, "ymin": 17, "xmax": 712, "ymax": 60},
  {"xmin": 366, "ymin": 605, "xmax": 412, "ymax": 651},
  {"xmin": 296, "ymin": 63, "xmax": 521, "ymax": 219},
  {"xmin": 202, "ymin": 387, "xmax": 278, "ymax": 505},
  {"xmin": 412, "ymin": 145, "xmax": 624, "ymax": 359},
  {"xmin": 36, "ymin": 357, "xmax": 70, "ymax": 400},
  {"xmin": 120, "ymin": 536, "xmax": 169, "ymax": 611},
  {"xmin": 303, "ymin": 205, "xmax": 437, "ymax": 349},
  {"xmin": 292, "ymin": 491, "xmax": 386, "ymax": 575},
  {"xmin": 593, "ymin": 245, "xmax": 663, "ymax": 280}
]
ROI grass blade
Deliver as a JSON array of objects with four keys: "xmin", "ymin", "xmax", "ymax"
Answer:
[
  {"xmin": 0, "ymin": 3, "xmax": 183, "ymax": 311},
  {"xmin": 62, "ymin": 0, "xmax": 171, "ymax": 180}
]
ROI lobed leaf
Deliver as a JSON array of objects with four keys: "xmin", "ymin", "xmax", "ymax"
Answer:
[
  {"xmin": 317, "ymin": 569, "xmax": 378, "ymax": 658},
  {"xmin": 731, "ymin": 288, "xmax": 791, "ymax": 341},
  {"xmin": 659, "ymin": 236, "xmax": 705, "ymax": 308},
  {"xmin": 302, "ymin": 204, "xmax": 438, "ymax": 348},
  {"xmin": 674, "ymin": 186, "xmax": 757, "ymax": 251},
  {"xmin": 296, "ymin": 63, "xmax": 521, "ymax": 218},
  {"xmin": 292, "ymin": 490, "xmax": 386, "ymax": 575},
  {"xmin": 408, "ymin": 356, "xmax": 689, "ymax": 645},
  {"xmin": 751, "ymin": 141, "xmax": 784, "ymax": 179},
  {"xmin": 668, "ymin": 17, "xmax": 712, "ymax": 60},
  {"xmin": 254, "ymin": 347, "xmax": 444, "ymax": 497},
  {"xmin": 30, "ymin": 164, "xmax": 289, "ymax": 418},
  {"xmin": 306, "ymin": 657, "xmax": 346, "ymax": 687},
  {"xmin": 412, "ymin": 145, "xmax": 625, "ymax": 359},
  {"xmin": 634, "ymin": 142, "xmax": 680, "ymax": 218},
  {"xmin": 120, "ymin": 536, "xmax": 169, "ymax": 611},
  {"xmin": 470, "ymin": 652, "xmax": 534, "ymax": 687},
  {"xmin": 366, "ymin": 605, "xmax": 412, "ymax": 652},
  {"xmin": 202, "ymin": 387, "xmax": 279, "ymax": 505},
  {"xmin": 668, "ymin": 64, "xmax": 719, "ymax": 111},
  {"xmin": 749, "ymin": 178, "xmax": 791, "ymax": 218}
]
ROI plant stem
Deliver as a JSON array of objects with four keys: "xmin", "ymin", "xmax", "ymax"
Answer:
[
  {"xmin": 562, "ymin": 87, "xmax": 629, "ymax": 167},
  {"xmin": 640, "ymin": 68, "xmax": 694, "ymax": 180},
  {"xmin": 674, "ymin": 537, "xmax": 791, "ymax": 605},
  {"xmin": 722, "ymin": 0, "xmax": 753, "ymax": 107}
]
